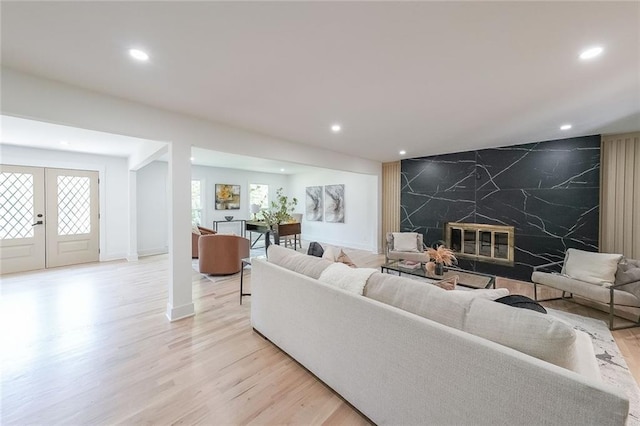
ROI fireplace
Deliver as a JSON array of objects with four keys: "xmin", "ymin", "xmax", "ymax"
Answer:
[{"xmin": 445, "ymin": 222, "xmax": 514, "ymax": 265}]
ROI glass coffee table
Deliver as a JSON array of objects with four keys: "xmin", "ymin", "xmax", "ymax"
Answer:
[{"xmin": 381, "ymin": 261, "xmax": 496, "ymax": 289}]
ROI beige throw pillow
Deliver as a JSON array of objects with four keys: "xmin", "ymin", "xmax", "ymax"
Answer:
[
  {"xmin": 336, "ymin": 250, "xmax": 357, "ymax": 268},
  {"xmin": 322, "ymin": 245, "xmax": 338, "ymax": 261},
  {"xmin": 392, "ymin": 232, "xmax": 419, "ymax": 252},
  {"xmin": 435, "ymin": 275, "xmax": 458, "ymax": 290},
  {"xmin": 563, "ymin": 248, "xmax": 622, "ymax": 287}
]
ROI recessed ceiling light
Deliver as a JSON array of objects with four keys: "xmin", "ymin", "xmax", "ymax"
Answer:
[
  {"xmin": 129, "ymin": 48, "xmax": 149, "ymax": 61},
  {"xmin": 60, "ymin": 140, "xmax": 69, "ymax": 146},
  {"xmin": 579, "ymin": 46, "xmax": 603, "ymax": 60},
  {"xmin": 560, "ymin": 124, "xmax": 572, "ymax": 131},
  {"xmin": 190, "ymin": 157, "xmax": 195, "ymax": 161},
  {"xmin": 331, "ymin": 124, "xmax": 341, "ymax": 133},
  {"xmin": 399, "ymin": 150, "xmax": 407, "ymax": 155},
  {"xmin": 280, "ymin": 168, "xmax": 285, "ymax": 172}
]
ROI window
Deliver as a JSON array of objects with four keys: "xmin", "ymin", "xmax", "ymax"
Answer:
[
  {"xmin": 249, "ymin": 184, "xmax": 269, "ymax": 208},
  {"xmin": 191, "ymin": 180, "xmax": 202, "ymax": 225},
  {"xmin": 445, "ymin": 222, "xmax": 514, "ymax": 265}
]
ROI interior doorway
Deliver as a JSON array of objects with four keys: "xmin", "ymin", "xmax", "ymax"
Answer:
[{"xmin": 0, "ymin": 165, "xmax": 99, "ymax": 274}]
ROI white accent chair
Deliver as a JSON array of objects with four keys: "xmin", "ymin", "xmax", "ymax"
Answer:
[
  {"xmin": 531, "ymin": 249, "xmax": 640, "ymax": 330},
  {"xmin": 385, "ymin": 232, "xmax": 429, "ymax": 263}
]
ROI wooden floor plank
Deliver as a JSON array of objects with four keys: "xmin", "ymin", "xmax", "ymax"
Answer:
[{"xmin": 1, "ymin": 249, "xmax": 638, "ymax": 424}]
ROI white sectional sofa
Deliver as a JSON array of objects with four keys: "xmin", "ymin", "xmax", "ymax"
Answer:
[{"xmin": 251, "ymin": 245, "xmax": 630, "ymax": 425}]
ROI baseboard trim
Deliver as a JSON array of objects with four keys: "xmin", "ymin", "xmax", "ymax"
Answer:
[
  {"xmin": 166, "ymin": 302, "xmax": 195, "ymax": 322},
  {"xmin": 139, "ymin": 247, "xmax": 169, "ymax": 257}
]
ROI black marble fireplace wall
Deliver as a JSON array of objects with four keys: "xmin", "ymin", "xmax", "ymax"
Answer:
[{"xmin": 400, "ymin": 135, "xmax": 601, "ymax": 281}]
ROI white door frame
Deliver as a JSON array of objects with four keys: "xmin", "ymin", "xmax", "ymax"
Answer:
[{"xmin": 0, "ymin": 165, "xmax": 46, "ymax": 274}]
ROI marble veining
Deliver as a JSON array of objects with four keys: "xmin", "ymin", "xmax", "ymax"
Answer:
[{"xmin": 401, "ymin": 135, "xmax": 600, "ymax": 281}]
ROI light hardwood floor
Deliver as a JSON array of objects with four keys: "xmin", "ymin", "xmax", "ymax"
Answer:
[{"xmin": 1, "ymin": 248, "xmax": 638, "ymax": 424}]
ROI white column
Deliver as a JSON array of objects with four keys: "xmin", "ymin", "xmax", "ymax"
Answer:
[
  {"xmin": 166, "ymin": 142, "xmax": 195, "ymax": 321},
  {"xmin": 127, "ymin": 170, "xmax": 139, "ymax": 262}
]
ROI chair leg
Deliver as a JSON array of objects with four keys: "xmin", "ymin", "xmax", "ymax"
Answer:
[{"xmin": 609, "ymin": 288, "xmax": 615, "ymax": 330}]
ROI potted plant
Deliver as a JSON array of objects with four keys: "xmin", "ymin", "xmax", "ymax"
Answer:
[
  {"xmin": 261, "ymin": 188, "xmax": 298, "ymax": 229},
  {"xmin": 426, "ymin": 245, "xmax": 456, "ymax": 275}
]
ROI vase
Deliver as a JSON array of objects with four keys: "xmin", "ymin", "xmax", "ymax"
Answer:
[
  {"xmin": 435, "ymin": 262, "xmax": 444, "ymax": 275},
  {"xmin": 425, "ymin": 261, "xmax": 436, "ymax": 274}
]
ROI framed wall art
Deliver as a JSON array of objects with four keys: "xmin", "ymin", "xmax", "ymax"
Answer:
[
  {"xmin": 324, "ymin": 184, "xmax": 345, "ymax": 223},
  {"xmin": 305, "ymin": 186, "xmax": 323, "ymax": 221},
  {"xmin": 215, "ymin": 184, "xmax": 241, "ymax": 210}
]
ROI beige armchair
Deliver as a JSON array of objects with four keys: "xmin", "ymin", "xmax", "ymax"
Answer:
[
  {"xmin": 532, "ymin": 249, "xmax": 640, "ymax": 330},
  {"xmin": 198, "ymin": 234, "xmax": 250, "ymax": 275},
  {"xmin": 192, "ymin": 226, "xmax": 216, "ymax": 258},
  {"xmin": 385, "ymin": 232, "xmax": 429, "ymax": 263}
]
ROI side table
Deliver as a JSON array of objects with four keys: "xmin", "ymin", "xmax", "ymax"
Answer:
[{"xmin": 240, "ymin": 256, "xmax": 266, "ymax": 304}]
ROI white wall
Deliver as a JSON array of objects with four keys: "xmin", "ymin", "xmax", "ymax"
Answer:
[
  {"xmin": 135, "ymin": 162, "xmax": 291, "ymax": 252},
  {"xmin": 0, "ymin": 144, "xmax": 129, "ymax": 260},
  {"xmin": 136, "ymin": 161, "xmax": 168, "ymax": 256},
  {"xmin": 191, "ymin": 165, "xmax": 289, "ymax": 230},
  {"xmin": 289, "ymin": 170, "xmax": 378, "ymax": 252}
]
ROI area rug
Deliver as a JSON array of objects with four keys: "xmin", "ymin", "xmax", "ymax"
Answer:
[{"xmin": 547, "ymin": 308, "xmax": 640, "ymax": 425}]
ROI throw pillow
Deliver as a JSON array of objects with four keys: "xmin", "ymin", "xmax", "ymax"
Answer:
[
  {"xmin": 435, "ymin": 275, "xmax": 458, "ymax": 290},
  {"xmin": 392, "ymin": 232, "xmax": 419, "ymax": 252},
  {"xmin": 322, "ymin": 245, "xmax": 338, "ymax": 261},
  {"xmin": 336, "ymin": 250, "xmax": 357, "ymax": 268},
  {"xmin": 615, "ymin": 258, "xmax": 640, "ymax": 300},
  {"xmin": 267, "ymin": 245, "xmax": 332, "ymax": 279},
  {"xmin": 307, "ymin": 241, "xmax": 325, "ymax": 258},
  {"xmin": 192, "ymin": 225, "xmax": 201, "ymax": 235},
  {"xmin": 318, "ymin": 263, "xmax": 377, "ymax": 295},
  {"xmin": 494, "ymin": 295, "xmax": 547, "ymax": 314},
  {"xmin": 616, "ymin": 258, "xmax": 640, "ymax": 285},
  {"xmin": 563, "ymin": 248, "xmax": 623, "ymax": 286}
]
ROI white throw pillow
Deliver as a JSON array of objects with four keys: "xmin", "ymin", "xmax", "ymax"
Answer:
[
  {"xmin": 563, "ymin": 248, "xmax": 622, "ymax": 287},
  {"xmin": 322, "ymin": 245, "xmax": 338, "ymax": 261},
  {"xmin": 318, "ymin": 263, "xmax": 377, "ymax": 295},
  {"xmin": 392, "ymin": 232, "xmax": 419, "ymax": 252}
]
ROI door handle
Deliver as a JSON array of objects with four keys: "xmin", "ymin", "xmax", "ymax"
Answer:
[{"xmin": 32, "ymin": 221, "xmax": 43, "ymax": 226}]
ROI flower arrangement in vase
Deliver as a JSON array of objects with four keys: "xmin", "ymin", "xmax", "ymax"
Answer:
[
  {"xmin": 426, "ymin": 245, "xmax": 456, "ymax": 275},
  {"xmin": 261, "ymin": 188, "xmax": 298, "ymax": 227}
]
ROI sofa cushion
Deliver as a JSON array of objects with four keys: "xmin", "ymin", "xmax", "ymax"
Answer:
[
  {"xmin": 563, "ymin": 248, "xmax": 622, "ymax": 286},
  {"xmin": 392, "ymin": 232, "xmax": 420, "ymax": 252},
  {"xmin": 364, "ymin": 272, "xmax": 472, "ymax": 330},
  {"xmin": 464, "ymin": 298, "xmax": 577, "ymax": 370},
  {"xmin": 267, "ymin": 244, "xmax": 333, "ymax": 279}
]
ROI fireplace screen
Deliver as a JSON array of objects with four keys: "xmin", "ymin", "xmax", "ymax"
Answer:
[{"xmin": 445, "ymin": 222, "xmax": 514, "ymax": 265}]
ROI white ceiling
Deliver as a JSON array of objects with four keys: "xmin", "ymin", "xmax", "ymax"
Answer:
[
  {"xmin": 0, "ymin": 115, "xmax": 321, "ymax": 174},
  {"xmin": 0, "ymin": 115, "xmax": 166, "ymax": 158},
  {"xmin": 1, "ymin": 2, "xmax": 639, "ymax": 163}
]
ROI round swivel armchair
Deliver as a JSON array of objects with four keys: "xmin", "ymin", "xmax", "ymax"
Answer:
[{"xmin": 198, "ymin": 234, "xmax": 250, "ymax": 275}]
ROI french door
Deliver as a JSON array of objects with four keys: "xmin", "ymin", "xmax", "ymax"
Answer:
[{"xmin": 0, "ymin": 165, "xmax": 99, "ymax": 274}]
